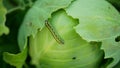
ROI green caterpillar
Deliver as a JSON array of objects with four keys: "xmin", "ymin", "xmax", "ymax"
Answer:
[{"xmin": 45, "ymin": 20, "xmax": 64, "ymax": 44}]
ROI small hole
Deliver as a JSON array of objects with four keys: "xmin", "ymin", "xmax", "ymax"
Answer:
[
  {"xmin": 90, "ymin": 41, "xmax": 98, "ymax": 44},
  {"xmin": 115, "ymin": 36, "xmax": 120, "ymax": 42},
  {"xmin": 72, "ymin": 57, "xmax": 76, "ymax": 60},
  {"xmin": 38, "ymin": 28, "xmax": 41, "ymax": 31},
  {"xmin": 100, "ymin": 58, "xmax": 113, "ymax": 68},
  {"xmin": 89, "ymin": 41, "xmax": 101, "ymax": 45}
]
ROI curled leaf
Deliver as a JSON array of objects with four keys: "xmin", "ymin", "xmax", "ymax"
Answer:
[{"xmin": 0, "ymin": 0, "xmax": 9, "ymax": 36}]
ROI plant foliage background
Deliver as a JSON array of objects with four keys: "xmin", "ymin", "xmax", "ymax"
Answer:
[{"xmin": 0, "ymin": 0, "xmax": 120, "ymax": 68}]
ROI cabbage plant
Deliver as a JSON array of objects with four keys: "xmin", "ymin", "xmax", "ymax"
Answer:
[{"xmin": 1, "ymin": 0, "xmax": 120, "ymax": 68}]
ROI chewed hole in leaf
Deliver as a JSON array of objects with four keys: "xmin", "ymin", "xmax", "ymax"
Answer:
[
  {"xmin": 115, "ymin": 36, "xmax": 120, "ymax": 42},
  {"xmin": 89, "ymin": 41, "xmax": 102, "ymax": 48},
  {"xmin": 89, "ymin": 41, "xmax": 101, "ymax": 44},
  {"xmin": 72, "ymin": 57, "xmax": 76, "ymax": 60},
  {"xmin": 100, "ymin": 58, "xmax": 113, "ymax": 68}
]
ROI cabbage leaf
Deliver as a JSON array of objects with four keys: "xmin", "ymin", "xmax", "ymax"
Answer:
[{"xmin": 65, "ymin": 0, "xmax": 120, "ymax": 67}]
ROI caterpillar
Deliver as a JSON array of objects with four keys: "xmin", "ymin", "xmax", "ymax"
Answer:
[{"xmin": 45, "ymin": 20, "xmax": 64, "ymax": 44}]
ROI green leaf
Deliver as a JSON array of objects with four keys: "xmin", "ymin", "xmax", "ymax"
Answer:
[
  {"xmin": 18, "ymin": 0, "xmax": 74, "ymax": 50},
  {"xmin": 3, "ymin": 0, "xmax": 34, "ymax": 13},
  {"xmin": 0, "ymin": 43, "xmax": 19, "ymax": 68},
  {"xmin": 65, "ymin": 0, "xmax": 120, "ymax": 67},
  {"xmin": 0, "ymin": 0, "xmax": 9, "ymax": 36},
  {"xmin": 3, "ymin": 47, "xmax": 27, "ymax": 68},
  {"xmin": 66, "ymin": 0, "xmax": 120, "ymax": 41},
  {"xmin": 3, "ymin": 0, "xmax": 24, "ymax": 10}
]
